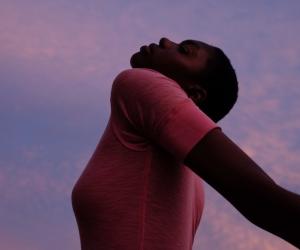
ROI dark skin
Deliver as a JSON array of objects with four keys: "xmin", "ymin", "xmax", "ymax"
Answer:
[
  {"xmin": 130, "ymin": 37, "xmax": 212, "ymax": 104},
  {"xmin": 130, "ymin": 37, "xmax": 300, "ymax": 248}
]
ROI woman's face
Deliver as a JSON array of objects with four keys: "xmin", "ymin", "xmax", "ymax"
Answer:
[{"xmin": 130, "ymin": 37, "xmax": 214, "ymax": 90}]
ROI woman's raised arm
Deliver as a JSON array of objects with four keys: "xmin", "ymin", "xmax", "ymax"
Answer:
[{"xmin": 184, "ymin": 128, "xmax": 300, "ymax": 248}]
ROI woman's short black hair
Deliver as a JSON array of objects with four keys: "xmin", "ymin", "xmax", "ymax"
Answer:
[{"xmin": 196, "ymin": 47, "xmax": 239, "ymax": 122}]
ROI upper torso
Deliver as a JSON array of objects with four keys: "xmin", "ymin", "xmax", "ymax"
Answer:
[{"xmin": 71, "ymin": 68, "xmax": 219, "ymax": 250}]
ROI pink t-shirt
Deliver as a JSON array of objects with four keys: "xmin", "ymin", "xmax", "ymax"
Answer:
[{"xmin": 71, "ymin": 68, "xmax": 220, "ymax": 250}]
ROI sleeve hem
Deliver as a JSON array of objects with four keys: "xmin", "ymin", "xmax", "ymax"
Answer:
[{"xmin": 156, "ymin": 99, "xmax": 221, "ymax": 162}]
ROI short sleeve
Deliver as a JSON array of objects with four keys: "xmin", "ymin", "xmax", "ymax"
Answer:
[{"xmin": 110, "ymin": 68, "xmax": 221, "ymax": 162}]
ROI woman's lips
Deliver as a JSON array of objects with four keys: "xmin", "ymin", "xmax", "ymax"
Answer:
[
  {"xmin": 140, "ymin": 45, "xmax": 151, "ymax": 55},
  {"xmin": 149, "ymin": 43, "xmax": 158, "ymax": 53}
]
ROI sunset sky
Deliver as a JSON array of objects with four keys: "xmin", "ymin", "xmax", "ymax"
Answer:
[{"xmin": 1, "ymin": 0, "xmax": 300, "ymax": 249}]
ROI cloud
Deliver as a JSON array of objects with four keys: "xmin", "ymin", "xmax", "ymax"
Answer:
[
  {"xmin": 1, "ymin": 0, "xmax": 300, "ymax": 250},
  {"xmin": 0, "ymin": 148, "xmax": 89, "ymax": 203},
  {"xmin": 0, "ymin": 232, "xmax": 37, "ymax": 250}
]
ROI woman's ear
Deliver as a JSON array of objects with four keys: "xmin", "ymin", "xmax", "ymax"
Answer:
[{"xmin": 187, "ymin": 85, "xmax": 207, "ymax": 104}]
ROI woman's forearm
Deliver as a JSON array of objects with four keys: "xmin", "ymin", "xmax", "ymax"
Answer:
[
  {"xmin": 224, "ymin": 177, "xmax": 300, "ymax": 248},
  {"xmin": 251, "ymin": 184, "xmax": 300, "ymax": 248},
  {"xmin": 218, "ymin": 172, "xmax": 300, "ymax": 248}
]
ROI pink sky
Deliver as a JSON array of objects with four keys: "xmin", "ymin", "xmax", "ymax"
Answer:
[{"xmin": 1, "ymin": 0, "xmax": 300, "ymax": 249}]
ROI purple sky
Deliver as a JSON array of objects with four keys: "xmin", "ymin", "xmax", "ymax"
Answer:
[{"xmin": 1, "ymin": 0, "xmax": 300, "ymax": 249}]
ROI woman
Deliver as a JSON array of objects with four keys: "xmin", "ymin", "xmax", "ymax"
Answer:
[{"xmin": 71, "ymin": 37, "xmax": 300, "ymax": 249}]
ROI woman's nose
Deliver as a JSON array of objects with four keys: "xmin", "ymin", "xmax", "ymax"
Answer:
[{"xmin": 159, "ymin": 37, "xmax": 176, "ymax": 48}]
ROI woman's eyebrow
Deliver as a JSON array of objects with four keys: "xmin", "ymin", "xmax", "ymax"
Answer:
[{"xmin": 180, "ymin": 40, "xmax": 200, "ymax": 47}]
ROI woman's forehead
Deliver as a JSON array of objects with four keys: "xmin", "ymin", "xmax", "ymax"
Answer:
[{"xmin": 180, "ymin": 39, "xmax": 212, "ymax": 48}]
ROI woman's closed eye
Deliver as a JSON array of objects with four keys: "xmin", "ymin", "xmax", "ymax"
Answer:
[{"xmin": 178, "ymin": 45, "xmax": 190, "ymax": 54}]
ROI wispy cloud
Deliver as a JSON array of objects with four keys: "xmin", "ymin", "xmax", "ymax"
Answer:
[{"xmin": 1, "ymin": 0, "xmax": 300, "ymax": 249}]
